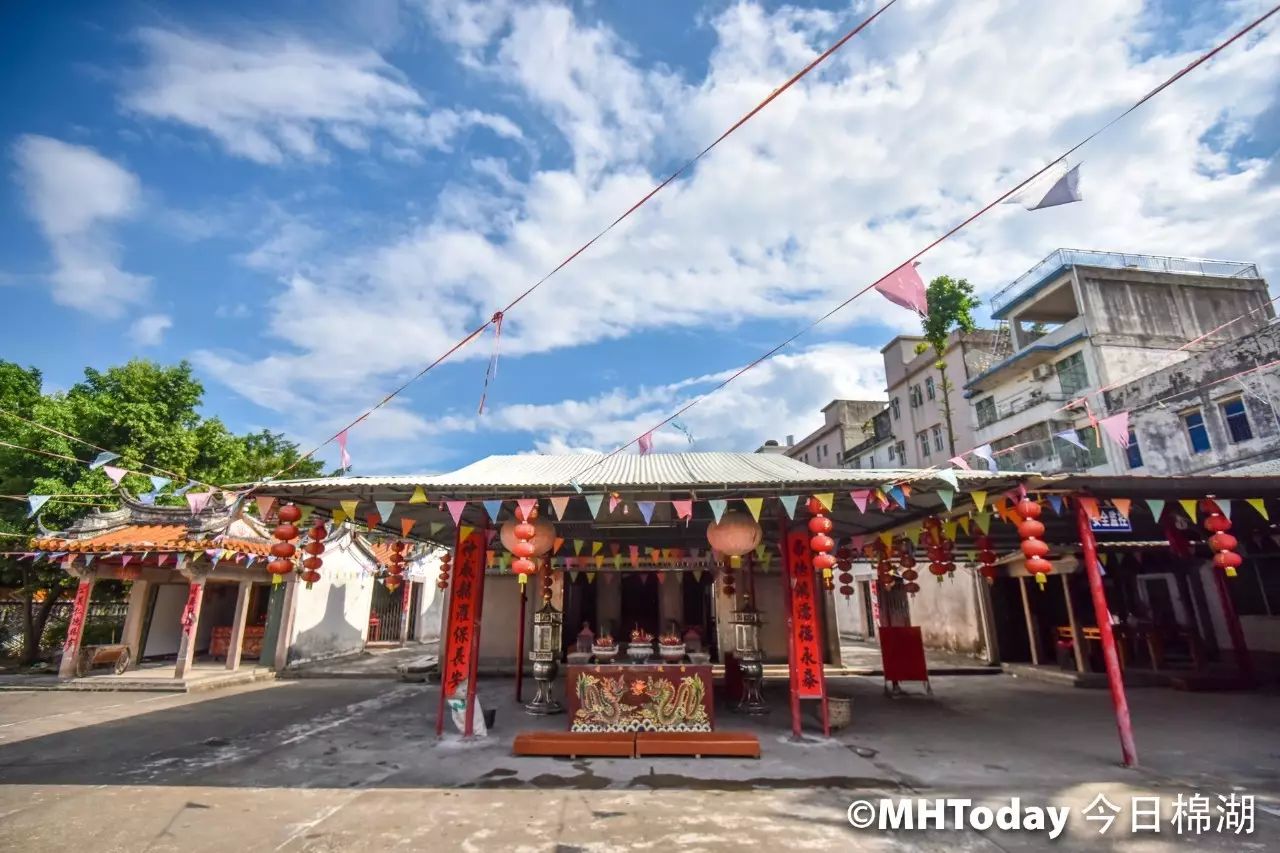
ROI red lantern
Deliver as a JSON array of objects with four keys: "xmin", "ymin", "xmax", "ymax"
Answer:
[
  {"xmin": 437, "ymin": 551, "xmax": 452, "ymax": 590},
  {"xmin": 975, "ymin": 534, "xmax": 998, "ymax": 584},
  {"xmin": 1016, "ymin": 498, "xmax": 1051, "ymax": 588},
  {"xmin": 302, "ymin": 569, "xmax": 321, "ymax": 585},
  {"xmin": 278, "ymin": 504, "xmax": 302, "ymax": 523},
  {"xmin": 268, "ymin": 558, "xmax": 292, "ymax": 576},
  {"xmin": 512, "ymin": 505, "xmax": 540, "ymax": 585},
  {"xmin": 806, "ymin": 496, "xmax": 836, "ymax": 593},
  {"xmin": 270, "ymin": 511, "xmax": 302, "ymax": 581},
  {"xmin": 836, "ymin": 546, "xmax": 854, "ymax": 598},
  {"xmin": 385, "ymin": 575, "xmax": 401, "ymax": 592},
  {"xmin": 1203, "ymin": 507, "xmax": 1241, "ymax": 578}
]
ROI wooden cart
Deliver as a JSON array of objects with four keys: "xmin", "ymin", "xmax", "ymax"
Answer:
[{"xmin": 76, "ymin": 643, "xmax": 131, "ymax": 677}]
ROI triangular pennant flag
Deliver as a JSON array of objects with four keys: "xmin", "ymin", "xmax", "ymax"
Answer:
[
  {"xmin": 1217, "ymin": 499, "xmax": 1232, "ymax": 521},
  {"xmin": 1078, "ymin": 496, "xmax": 1101, "ymax": 521},
  {"xmin": 656, "ymin": 571, "xmax": 665, "ymax": 584},
  {"xmin": 692, "ymin": 569, "xmax": 704, "ymax": 582},
  {"xmin": 102, "ymin": 465, "xmax": 128, "ymax": 485},
  {"xmin": 362, "ymin": 512, "xmax": 378, "ymax": 529},
  {"xmin": 120, "ymin": 555, "xmax": 133, "ymax": 567},
  {"xmin": 901, "ymin": 484, "xmax": 912, "ymax": 499},
  {"xmin": 186, "ymin": 492, "xmax": 212, "ymax": 514},
  {"xmin": 1048, "ymin": 495, "xmax": 1064, "ymax": 516},
  {"xmin": 1054, "ymin": 429, "xmax": 1088, "ymax": 451},
  {"xmin": 671, "ymin": 499, "xmax": 693, "ymax": 522},
  {"xmin": 971, "ymin": 444, "xmax": 998, "ymax": 473},
  {"xmin": 934, "ymin": 469, "xmax": 959, "ymax": 491},
  {"xmin": 408, "ymin": 486, "xmax": 428, "ymax": 504},
  {"xmin": 743, "ymin": 497, "xmax": 763, "ymax": 522},
  {"xmin": 173, "ymin": 480, "xmax": 196, "ymax": 497},
  {"xmin": 573, "ymin": 539, "xmax": 585, "ymax": 555},
  {"xmin": 608, "ymin": 494, "xmax": 621, "ymax": 513},
  {"xmin": 1014, "ymin": 161, "xmax": 1083, "ymax": 210},
  {"xmin": 637, "ymin": 501, "xmax": 656, "ymax": 525},
  {"xmin": 949, "ymin": 456, "xmax": 971, "ymax": 471},
  {"xmin": 905, "ymin": 526, "xmax": 922, "ymax": 546},
  {"xmin": 482, "ymin": 500, "xmax": 503, "ymax": 522},
  {"xmin": 1145, "ymin": 498, "xmax": 1165, "ymax": 519},
  {"xmin": 709, "ymin": 499, "xmax": 727, "ymax": 523},
  {"xmin": 1247, "ymin": 498, "xmax": 1269, "ymax": 521},
  {"xmin": 1178, "ymin": 499, "xmax": 1198, "ymax": 522},
  {"xmin": 586, "ymin": 572, "xmax": 596, "ymax": 583},
  {"xmin": 872, "ymin": 260, "xmax": 927, "ymax": 315},
  {"xmin": 428, "ymin": 521, "xmax": 444, "ymax": 536},
  {"xmin": 515, "ymin": 498, "xmax": 537, "ymax": 521},
  {"xmin": 848, "ymin": 490, "xmax": 870, "ymax": 513},
  {"xmin": 613, "ymin": 554, "xmax": 623, "ymax": 570},
  {"xmin": 340, "ymin": 500, "xmax": 359, "ymax": 521},
  {"xmin": 568, "ymin": 571, "xmax": 580, "ymax": 583},
  {"xmin": 629, "ymin": 545, "xmax": 640, "ymax": 568},
  {"xmin": 1111, "ymin": 498, "xmax": 1131, "ymax": 519},
  {"xmin": 550, "ymin": 495, "xmax": 570, "ymax": 521},
  {"xmin": 26, "ymin": 495, "xmax": 51, "ymax": 517},
  {"xmin": 485, "ymin": 528, "xmax": 498, "ymax": 546},
  {"xmin": 937, "ymin": 488, "xmax": 955, "ymax": 511},
  {"xmin": 446, "ymin": 500, "xmax": 466, "ymax": 526},
  {"xmin": 400, "ymin": 517, "xmax": 416, "ymax": 537},
  {"xmin": 375, "ymin": 501, "xmax": 397, "ymax": 525},
  {"xmin": 331, "ymin": 509, "xmax": 347, "ymax": 526},
  {"xmin": 955, "ymin": 516, "xmax": 970, "ymax": 535},
  {"xmin": 585, "ymin": 494, "xmax": 604, "ymax": 518},
  {"xmin": 886, "ymin": 486, "xmax": 906, "ymax": 508},
  {"xmin": 594, "ymin": 555, "xmax": 604, "ymax": 569},
  {"xmin": 148, "ymin": 475, "xmax": 171, "ymax": 492},
  {"xmin": 459, "ymin": 525, "xmax": 474, "ymax": 542},
  {"xmin": 298, "ymin": 506, "xmax": 314, "ymax": 525},
  {"xmin": 973, "ymin": 512, "xmax": 992, "ymax": 533},
  {"xmin": 1099, "ymin": 412, "xmax": 1130, "ymax": 448},
  {"xmin": 779, "ymin": 495, "xmax": 800, "ymax": 518},
  {"xmin": 256, "ymin": 496, "xmax": 276, "ymax": 520},
  {"xmin": 878, "ymin": 532, "xmax": 893, "ymax": 549},
  {"xmin": 813, "ymin": 492, "xmax": 834, "ymax": 511},
  {"xmin": 609, "ymin": 542, "xmax": 622, "ymax": 556},
  {"xmin": 971, "ymin": 490, "xmax": 988, "ymax": 512},
  {"xmin": 591, "ymin": 542, "xmax": 603, "ymax": 555},
  {"xmin": 943, "ymin": 520, "xmax": 958, "ymax": 541},
  {"xmin": 89, "ymin": 450, "xmax": 120, "ymax": 470},
  {"xmin": 553, "ymin": 536, "xmax": 564, "ymax": 554}
]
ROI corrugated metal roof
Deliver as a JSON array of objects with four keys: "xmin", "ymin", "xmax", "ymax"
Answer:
[{"xmin": 258, "ymin": 453, "xmax": 1019, "ymax": 494}]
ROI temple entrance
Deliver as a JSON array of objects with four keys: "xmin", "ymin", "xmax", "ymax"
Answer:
[
  {"xmin": 367, "ymin": 581, "xmax": 404, "ymax": 643},
  {"xmin": 561, "ymin": 574, "xmax": 599, "ymax": 655},
  {"xmin": 620, "ymin": 573, "xmax": 659, "ymax": 640},
  {"xmin": 681, "ymin": 571, "xmax": 717, "ymax": 660}
]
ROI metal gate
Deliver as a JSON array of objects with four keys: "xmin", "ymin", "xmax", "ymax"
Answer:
[{"xmin": 367, "ymin": 582, "xmax": 406, "ymax": 643}]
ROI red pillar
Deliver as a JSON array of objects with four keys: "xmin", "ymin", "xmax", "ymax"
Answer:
[
  {"xmin": 1075, "ymin": 499, "xmax": 1138, "ymax": 767},
  {"xmin": 462, "ymin": 521, "xmax": 488, "ymax": 738},
  {"xmin": 435, "ymin": 524, "xmax": 464, "ymax": 737},
  {"xmin": 1211, "ymin": 568, "xmax": 1255, "ymax": 684},
  {"xmin": 778, "ymin": 517, "xmax": 802, "ymax": 739}
]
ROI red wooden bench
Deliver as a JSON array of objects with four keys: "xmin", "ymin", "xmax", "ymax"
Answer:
[
  {"xmin": 513, "ymin": 731, "xmax": 635, "ymax": 758},
  {"xmin": 634, "ymin": 731, "xmax": 761, "ymax": 758}
]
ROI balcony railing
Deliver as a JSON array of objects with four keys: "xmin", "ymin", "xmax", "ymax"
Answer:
[
  {"xmin": 975, "ymin": 391, "xmax": 1076, "ymax": 430},
  {"xmin": 991, "ymin": 249, "xmax": 1261, "ymax": 314}
]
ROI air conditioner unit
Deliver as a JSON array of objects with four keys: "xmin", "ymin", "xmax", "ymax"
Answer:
[{"xmin": 1031, "ymin": 365, "xmax": 1053, "ymax": 381}]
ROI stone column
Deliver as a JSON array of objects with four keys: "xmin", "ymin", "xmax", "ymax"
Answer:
[
  {"xmin": 658, "ymin": 571, "xmax": 682, "ymax": 634},
  {"xmin": 273, "ymin": 575, "xmax": 300, "ymax": 671},
  {"xmin": 57, "ymin": 563, "xmax": 97, "ymax": 680},
  {"xmin": 173, "ymin": 578, "xmax": 207, "ymax": 680},
  {"xmin": 120, "ymin": 578, "xmax": 151, "ymax": 670},
  {"xmin": 225, "ymin": 580, "xmax": 253, "ymax": 671}
]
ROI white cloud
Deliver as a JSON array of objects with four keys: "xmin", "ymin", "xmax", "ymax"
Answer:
[
  {"xmin": 122, "ymin": 27, "xmax": 521, "ymax": 165},
  {"xmin": 206, "ymin": 1, "xmax": 1280, "ymax": 462},
  {"xmin": 12, "ymin": 135, "xmax": 149, "ymax": 315},
  {"xmin": 130, "ymin": 313, "xmax": 172, "ymax": 346}
]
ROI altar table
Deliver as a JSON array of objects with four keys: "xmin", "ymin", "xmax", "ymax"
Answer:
[{"xmin": 566, "ymin": 663, "xmax": 714, "ymax": 732}]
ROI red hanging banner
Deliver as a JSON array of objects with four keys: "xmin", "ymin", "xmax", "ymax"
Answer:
[
  {"xmin": 441, "ymin": 531, "xmax": 486, "ymax": 699},
  {"xmin": 64, "ymin": 579, "xmax": 93, "ymax": 653},
  {"xmin": 784, "ymin": 528, "xmax": 826, "ymax": 699}
]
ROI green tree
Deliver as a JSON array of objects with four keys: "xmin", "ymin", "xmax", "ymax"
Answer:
[
  {"xmin": 916, "ymin": 275, "xmax": 981, "ymax": 457},
  {"xmin": 0, "ymin": 359, "xmax": 324, "ymax": 664}
]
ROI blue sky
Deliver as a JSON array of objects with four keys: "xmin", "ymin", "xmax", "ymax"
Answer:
[{"xmin": 3, "ymin": 0, "xmax": 1278, "ymax": 476}]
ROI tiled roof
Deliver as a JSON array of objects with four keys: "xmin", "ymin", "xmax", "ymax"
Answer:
[{"xmin": 31, "ymin": 524, "xmax": 272, "ymax": 556}]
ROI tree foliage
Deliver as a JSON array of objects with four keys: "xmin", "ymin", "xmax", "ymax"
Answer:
[
  {"xmin": 919, "ymin": 276, "xmax": 982, "ymax": 457},
  {"xmin": 0, "ymin": 359, "xmax": 324, "ymax": 662}
]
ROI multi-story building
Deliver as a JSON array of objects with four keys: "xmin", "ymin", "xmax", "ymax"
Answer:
[
  {"xmin": 965, "ymin": 249, "xmax": 1272, "ymax": 474},
  {"xmin": 1105, "ymin": 320, "xmax": 1280, "ymax": 475},
  {"xmin": 840, "ymin": 407, "xmax": 896, "ymax": 469},
  {"xmin": 882, "ymin": 330, "xmax": 997, "ymax": 468},
  {"xmin": 774, "ymin": 399, "xmax": 885, "ymax": 469}
]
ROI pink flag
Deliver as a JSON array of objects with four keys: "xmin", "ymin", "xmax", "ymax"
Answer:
[
  {"xmin": 849, "ymin": 489, "xmax": 870, "ymax": 513},
  {"xmin": 102, "ymin": 465, "xmax": 128, "ymax": 485},
  {"xmin": 445, "ymin": 500, "xmax": 467, "ymax": 526},
  {"xmin": 609, "ymin": 494, "xmax": 620, "ymax": 513},
  {"xmin": 872, "ymin": 261, "xmax": 928, "ymax": 316},
  {"xmin": 671, "ymin": 499, "xmax": 693, "ymax": 522},
  {"xmin": 186, "ymin": 492, "xmax": 212, "ymax": 514},
  {"xmin": 637, "ymin": 431, "xmax": 654, "ymax": 455},
  {"xmin": 948, "ymin": 456, "xmax": 971, "ymax": 470},
  {"xmin": 1100, "ymin": 412, "xmax": 1130, "ymax": 448},
  {"xmin": 516, "ymin": 498, "xmax": 537, "ymax": 521},
  {"xmin": 256, "ymin": 496, "xmax": 276, "ymax": 520},
  {"xmin": 337, "ymin": 429, "xmax": 352, "ymax": 471},
  {"xmin": 549, "ymin": 495, "xmax": 570, "ymax": 520}
]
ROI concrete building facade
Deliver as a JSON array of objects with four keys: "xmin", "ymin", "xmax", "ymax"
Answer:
[
  {"xmin": 883, "ymin": 330, "xmax": 997, "ymax": 468},
  {"xmin": 965, "ymin": 250, "xmax": 1272, "ymax": 474},
  {"xmin": 777, "ymin": 398, "xmax": 885, "ymax": 469}
]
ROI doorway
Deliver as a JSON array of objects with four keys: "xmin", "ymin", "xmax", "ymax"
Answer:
[
  {"xmin": 562, "ymin": 573, "xmax": 599, "ymax": 654},
  {"xmin": 620, "ymin": 573, "xmax": 660, "ymax": 640},
  {"xmin": 368, "ymin": 582, "xmax": 405, "ymax": 643},
  {"xmin": 681, "ymin": 571, "xmax": 716, "ymax": 659}
]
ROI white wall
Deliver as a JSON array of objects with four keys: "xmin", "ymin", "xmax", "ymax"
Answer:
[
  {"xmin": 908, "ymin": 566, "xmax": 989, "ymax": 658},
  {"xmin": 143, "ymin": 583, "xmax": 188, "ymax": 657},
  {"xmin": 285, "ymin": 533, "xmax": 376, "ymax": 665}
]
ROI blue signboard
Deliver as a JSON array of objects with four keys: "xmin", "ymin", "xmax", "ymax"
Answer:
[{"xmin": 1089, "ymin": 506, "xmax": 1132, "ymax": 533}]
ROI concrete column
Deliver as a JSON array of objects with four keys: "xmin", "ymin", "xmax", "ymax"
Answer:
[
  {"xmin": 658, "ymin": 571, "xmax": 682, "ymax": 634},
  {"xmin": 174, "ymin": 579, "xmax": 206, "ymax": 680},
  {"xmin": 399, "ymin": 580, "xmax": 413, "ymax": 645},
  {"xmin": 1019, "ymin": 577, "xmax": 1040, "ymax": 666},
  {"xmin": 120, "ymin": 579, "xmax": 151, "ymax": 670},
  {"xmin": 596, "ymin": 573, "xmax": 621, "ymax": 637},
  {"xmin": 273, "ymin": 576, "xmax": 300, "ymax": 671},
  {"xmin": 57, "ymin": 574, "xmax": 97, "ymax": 680},
  {"xmin": 225, "ymin": 580, "xmax": 253, "ymax": 671}
]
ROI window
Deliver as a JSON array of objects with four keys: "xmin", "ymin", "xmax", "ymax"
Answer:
[
  {"xmin": 887, "ymin": 443, "xmax": 896, "ymax": 461},
  {"xmin": 891, "ymin": 398, "xmax": 900, "ymax": 420},
  {"xmin": 1125, "ymin": 427, "xmax": 1143, "ymax": 469},
  {"xmin": 1182, "ymin": 410, "xmax": 1211, "ymax": 454},
  {"xmin": 925, "ymin": 376, "xmax": 936, "ymax": 400},
  {"xmin": 909, "ymin": 385, "xmax": 922, "ymax": 408},
  {"xmin": 975, "ymin": 396, "xmax": 996, "ymax": 429},
  {"xmin": 932, "ymin": 425, "xmax": 944, "ymax": 452},
  {"xmin": 1055, "ymin": 352, "xmax": 1089, "ymax": 396},
  {"xmin": 803, "ymin": 452, "xmax": 810, "ymax": 463},
  {"xmin": 1220, "ymin": 398, "xmax": 1253, "ymax": 443},
  {"xmin": 865, "ymin": 453, "xmax": 874, "ymax": 468},
  {"xmin": 917, "ymin": 430, "xmax": 931, "ymax": 459},
  {"xmin": 1061, "ymin": 427, "xmax": 1107, "ymax": 469}
]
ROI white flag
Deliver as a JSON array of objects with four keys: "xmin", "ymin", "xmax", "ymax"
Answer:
[{"xmin": 1005, "ymin": 161, "xmax": 1082, "ymax": 211}]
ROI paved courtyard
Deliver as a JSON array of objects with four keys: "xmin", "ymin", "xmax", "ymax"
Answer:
[{"xmin": 0, "ymin": 673, "xmax": 1275, "ymax": 851}]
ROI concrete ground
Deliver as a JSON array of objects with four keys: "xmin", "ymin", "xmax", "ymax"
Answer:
[{"xmin": 0, "ymin": 673, "xmax": 1276, "ymax": 851}]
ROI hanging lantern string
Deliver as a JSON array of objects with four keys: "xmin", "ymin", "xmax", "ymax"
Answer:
[
  {"xmin": 249, "ymin": 0, "xmax": 903, "ymax": 488},
  {"xmin": 478, "ymin": 311, "xmax": 505, "ymax": 415},
  {"xmin": 566, "ymin": 3, "xmax": 1280, "ymax": 486}
]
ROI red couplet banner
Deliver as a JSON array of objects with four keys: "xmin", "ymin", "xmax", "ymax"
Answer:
[
  {"xmin": 441, "ymin": 531, "xmax": 486, "ymax": 699},
  {"xmin": 64, "ymin": 579, "xmax": 93, "ymax": 652},
  {"xmin": 784, "ymin": 529, "xmax": 826, "ymax": 700}
]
